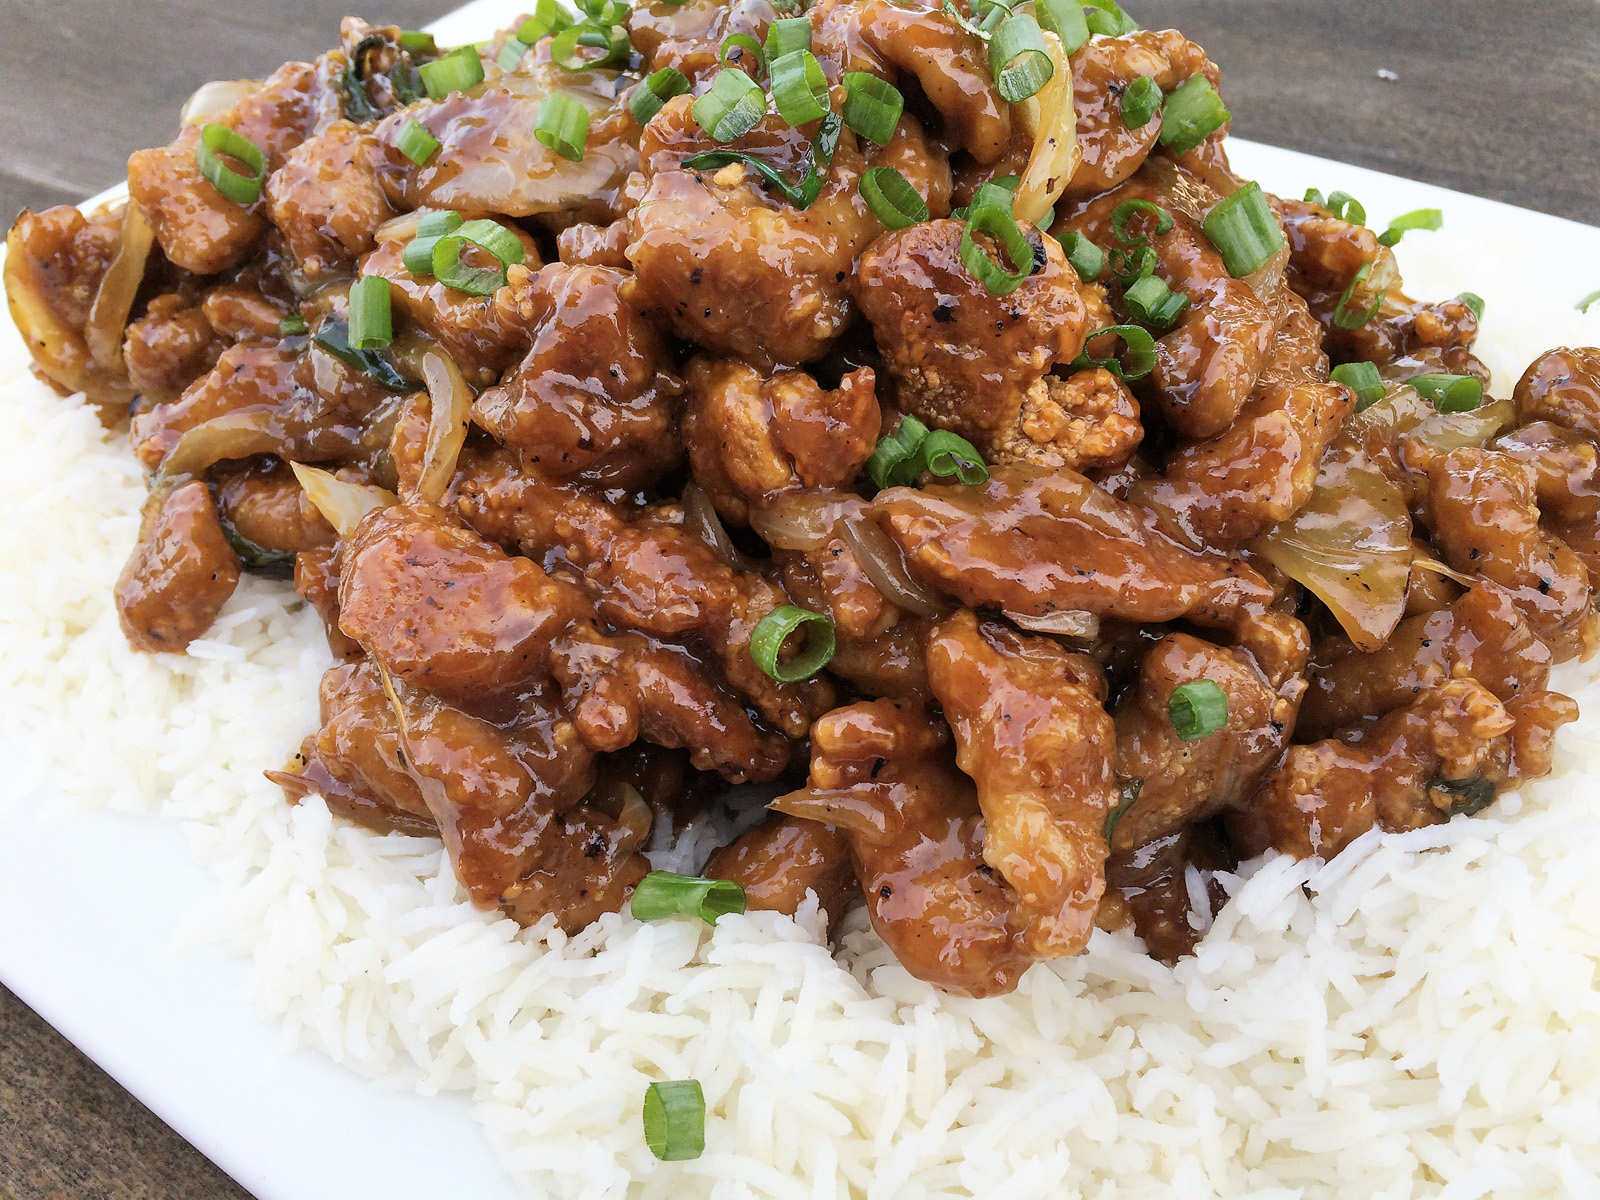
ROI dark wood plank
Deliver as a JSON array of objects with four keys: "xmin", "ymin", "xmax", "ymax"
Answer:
[{"xmin": 0, "ymin": 3, "xmax": 1594, "ymax": 1199}]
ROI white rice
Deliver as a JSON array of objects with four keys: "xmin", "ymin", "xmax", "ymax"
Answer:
[{"xmin": 3, "ymin": 221, "xmax": 1600, "ymax": 1199}]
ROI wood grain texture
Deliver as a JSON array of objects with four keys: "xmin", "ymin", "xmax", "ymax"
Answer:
[{"xmin": 0, "ymin": 2, "xmax": 1595, "ymax": 1199}]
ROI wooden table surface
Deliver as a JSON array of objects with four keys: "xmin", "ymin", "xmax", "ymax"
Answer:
[{"xmin": 2, "ymin": 2, "xmax": 1597, "ymax": 1198}]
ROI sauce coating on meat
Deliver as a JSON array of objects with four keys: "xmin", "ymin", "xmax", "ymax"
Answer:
[{"xmin": 11, "ymin": 4, "xmax": 1593, "ymax": 997}]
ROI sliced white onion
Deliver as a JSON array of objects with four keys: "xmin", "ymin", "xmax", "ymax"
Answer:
[
  {"xmin": 617, "ymin": 782, "xmax": 653, "ymax": 846},
  {"xmin": 1412, "ymin": 556, "xmax": 1475, "ymax": 587},
  {"xmin": 416, "ymin": 350, "xmax": 473, "ymax": 504},
  {"xmin": 156, "ymin": 410, "xmax": 286, "ymax": 483},
  {"xmin": 374, "ymin": 209, "xmax": 430, "ymax": 244},
  {"xmin": 834, "ymin": 514, "xmax": 949, "ymax": 618},
  {"xmin": 291, "ymin": 462, "xmax": 397, "ymax": 538},
  {"xmin": 1242, "ymin": 242, "xmax": 1289, "ymax": 307},
  {"xmin": 84, "ymin": 203, "xmax": 154, "ymax": 372},
  {"xmin": 180, "ymin": 80, "xmax": 257, "ymax": 127},
  {"xmin": 683, "ymin": 481, "xmax": 758, "ymax": 572},
  {"xmin": 1004, "ymin": 608, "xmax": 1101, "ymax": 640},
  {"xmin": 749, "ymin": 490, "xmax": 861, "ymax": 552},
  {"xmin": 1013, "ymin": 31, "xmax": 1078, "ymax": 228}
]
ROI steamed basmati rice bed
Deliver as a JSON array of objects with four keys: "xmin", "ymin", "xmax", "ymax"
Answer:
[{"xmin": 3, "ymin": 221, "xmax": 1600, "ymax": 1200}]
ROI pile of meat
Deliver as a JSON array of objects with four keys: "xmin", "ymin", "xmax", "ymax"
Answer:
[{"xmin": 8, "ymin": 6, "xmax": 1597, "ymax": 997}]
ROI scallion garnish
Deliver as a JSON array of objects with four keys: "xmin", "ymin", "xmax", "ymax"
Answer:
[
  {"xmin": 1157, "ymin": 74, "xmax": 1229, "ymax": 157},
  {"xmin": 497, "ymin": 38, "xmax": 529, "ymax": 69},
  {"xmin": 1083, "ymin": 0, "xmax": 1139, "ymax": 35},
  {"xmin": 535, "ymin": 93, "xmax": 590, "ymax": 161},
  {"xmin": 1035, "ymin": 0, "xmax": 1090, "ymax": 53},
  {"xmin": 1072, "ymin": 323, "xmax": 1158, "ymax": 381},
  {"xmin": 1331, "ymin": 361, "xmax": 1385, "ymax": 411},
  {"xmin": 915, "ymin": 429, "xmax": 989, "ymax": 484},
  {"xmin": 346, "ymin": 275, "xmax": 393, "ymax": 350},
  {"xmin": 1332, "ymin": 262, "xmax": 1383, "ymax": 329},
  {"xmin": 629, "ymin": 67, "xmax": 690, "ymax": 125},
  {"xmin": 1456, "ymin": 291, "xmax": 1485, "ymax": 320},
  {"xmin": 643, "ymin": 1080, "xmax": 706, "ymax": 1162},
  {"xmin": 860, "ymin": 166, "xmax": 929, "ymax": 229},
  {"xmin": 1120, "ymin": 75, "xmax": 1163, "ymax": 128},
  {"xmin": 1109, "ymin": 242, "xmax": 1157, "ymax": 283},
  {"xmin": 1429, "ymin": 776, "xmax": 1496, "ymax": 818},
  {"xmin": 693, "ymin": 68, "xmax": 768, "ymax": 142},
  {"xmin": 1059, "ymin": 231, "xmax": 1104, "ymax": 281},
  {"xmin": 311, "ymin": 320, "xmax": 409, "ymax": 390},
  {"xmin": 750, "ymin": 606, "xmax": 836, "ymax": 681},
  {"xmin": 719, "ymin": 32, "xmax": 767, "ymax": 77},
  {"xmin": 1169, "ymin": 679, "xmax": 1228, "ymax": 741},
  {"xmin": 431, "ymin": 219, "xmax": 525, "ymax": 295},
  {"xmin": 550, "ymin": 23, "xmax": 631, "ymax": 70},
  {"xmin": 770, "ymin": 49, "xmax": 830, "ymax": 126},
  {"xmin": 396, "ymin": 118, "xmax": 441, "ymax": 165},
  {"xmin": 1200, "ymin": 181, "xmax": 1284, "ymax": 278},
  {"xmin": 341, "ymin": 67, "xmax": 381, "ymax": 123},
  {"xmin": 195, "ymin": 124, "xmax": 266, "ymax": 206},
  {"xmin": 842, "ymin": 72, "xmax": 903, "ymax": 146},
  {"xmin": 401, "ymin": 210, "xmax": 465, "ymax": 276},
  {"xmin": 867, "ymin": 414, "xmax": 931, "ymax": 488},
  {"xmin": 1304, "ymin": 187, "xmax": 1366, "ymax": 225},
  {"xmin": 961, "ymin": 205, "xmax": 1036, "ymax": 296},
  {"xmin": 764, "ymin": 15, "xmax": 813, "ymax": 59},
  {"xmin": 399, "ymin": 30, "xmax": 438, "ymax": 53},
  {"xmin": 418, "ymin": 45, "xmax": 484, "ymax": 99},
  {"xmin": 988, "ymin": 14, "xmax": 1053, "ymax": 103},
  {"xmin": 631, "ymin": 871, "xmax": 747, "ymax": 923},
  {"xmin": 278, "ymin": 313, "xmax": 308, "ymax": 336},
  {"xmin": 1111, "ymin": 198, "xmax": 1174, "ymax": 246},
  {"xmin": 1104, "ymin": 778, "xmax": 1143, "ymax": 842},
  {"xmin": 1411, "ymin": 372, "xmax": 1482, "ymax": 413},
  {"xmin": 1376, "ymin": 207, "xmax": 1442, "ymax": 247},
  {"xmin": 1578, "ymin": 289, "xmax": 1600, "ymax": 314},
  {"xmin": 1123, "ymin": 273, "xmax": 1187, "ymax": 329},
  {"xmin": 684, "ymin": 113, "xmax": 840, "ymax": 210},
  {"xmin": 518, "ymin": 0, "xmax": 575, "ymax": 42}
]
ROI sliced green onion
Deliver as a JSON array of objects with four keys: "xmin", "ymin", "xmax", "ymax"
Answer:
[
  {"xmin": 1429, "ymin": 775, "xmax": 1496, "ymax": 818},
  {"xmin": 1104, "ymin": 777, "xmax": 1143, "ymax": 842},
  {"xmin": 195, "ymin": 124, "xmax": 266, "ymax": 206},
  {"xmin": 1158, "ymin": 74, "xmax": 1229, "ymax": 157},
  {"xmin": 720, "ymin": 32, "xmax": 767, "ymax": 76},
  {"xmin": 629, "ymin": 67, "xmax": 691, "ymax": 125},
  {"xmin": 1072, "ymin": 323, "xmax": 1157, "ymax": 381},
  {"xmin": 1059, "ymin": 231, "xmax": 1104, "ymax": 281},
  {"xmin": 1456, "ymin": 291, "xmax": 1485, "ymax": 320},
  {"xmin": 970, "ymin": 178, "xmax": 1019, "ymax": 214},
  {"xmin": 1376, "ymin": 207, "xmax": 1442, "ymax": 247},
  {"xmin": 346, "ymin": 275, "xmax": 393, "ymax": 349},
  {"xmin": 770, "ymin": 49, "xmax": 829, "ymax": 126},
  {"xmin": 684, "ymin": 149, "xmax": 819, "ymax": 208},
  {"xmin": 1035, "ymin": 0, "xmax": 1090, "ymax": 53},
  {"xmin": 396, "ymin": 118, "xmax": 441, "ymax": 165},
  {"xmin": 1169, "ymin": 679, "xmax": 1228, "ymax": 741},
  {"xmin": 867, "ymin": 414, "xmax": 931, "ymax": 489},
  {"xmin": 1332, "ymin": 262, "xmax": 1383, "ymax": 330},
  {"xmin": 1109, "ymin": 243, "xmax": 1156, "ymax": 283},
  {"xmin": 419, "ymin": 45, "xmax": 484, "ymax": 99},
  {"xmin": 278, "ymin": 313, "xmax": 308, "ymax": 336},
  {"xmin": 535, "ymin": 93, "xmax": 590, "ymax": 161},
  {"xmin": 1304, "ymin": 187, "xmax": 1366, "ymax": 225},
  {"xmin": 1578, "ymin": 289, "xmax": 1600, "ymax": 314},
  {"xmin": 341, "ymin": 67, "xmax": 381, "ymax": 123},
  {"xmin": 1331, "ymin": 361, "xmax": 1385, "ymax": 411},
  {"xmin": 841, "ymin": 72, "xmax": 903, "ymax": 146},
  {"xmin": 750, "ymin": 605, "xmax": 836, "ymax": 681},
  {"xmin": 402, "ymin": 210, "xmax": 466, "ymax": 277},
  {"xmin": 311, "ymin": 320, "xmax": 409, "ymax": 390},
  {"xmin": 643, "ymin": 1080, "xmax": 705, "ymax": 1162},
  {"xmin": 915, "ymin": 429, "xmax": 989, "ymax": 484},
  {"xmin": 630, "ymin": 870, "xmax": 747, "ymax": 923},
  {"xmin": 518, "ymin": 0, "xmax": 575, "ymax": 42},
  {"xmin": 1111, "ymin": 198, "xmax": 1173, "ymax": 246},
  {"xmin": 497, "ymin": 38, "xmax": 529, "ymax": 69},
  {"xmin": 399, "ymin": 30, "xmax": 438, "ymax": 53},
  {"xmin": 1411, "ymin": 372, "xmax": 1482, "ymax": 414},
  {"xmin": 1120, "ymin": 75, "xmax": 1163, "ymax": 128},
  {"xmin": 961, "ymin": 206, "xmax": 1036, "ymax": 296},
  {"xmin": 1083, "ymin": 0, "xmax": 1139, "ymax": 36},
  {"xmin": 860, "ymin": 166, "xmax": 928, "ymax": 229},
  {"xmin": 988, "ymin": 14, "xmax": 1053, "ymax": 103},
  {"xmin": 693, "ymin": 68, "xmax": 768, "ymax": 142},
  {"xmin": 765, "ymin": 15, "xmax": 813, "ymax": 59},
  {"xmin": 1200, "ymin": 181, "xmax": 1284, "ymax": 278},
  {"xmin": 1124, "ymin": 273, "xmax": 1186, "ymax": 330},
  {"xmin": 431, "ymin": 219, "xmax": 525, "ymax": 295}
]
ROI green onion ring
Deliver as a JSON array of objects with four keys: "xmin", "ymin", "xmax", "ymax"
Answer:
[
  {"xmin": 841, "ymin": 72, "xmax": 903, "ymax": 146},
  {"xmin": 1169, "ymin": 679, "xmax": 1228, "ymax": 741},
  {"xmin": 1331, "ymin": 361, "xmax": 1386, "ymax": 411},
  {"xmin": 643, "ymin": 1080, "xmax": 706, "ymax": 1162},
  {"xmin": 1072, "ymin": 323, "xmax": 1158, "ymax": 381},
  {"xmin": 1411, "ymin": 372, "xmax": 1483, "ymax": 413},
  {"xmin": 749, "ymin": 605, "xmax": 837, "ymax": 681},
  {"xmin": 535, "ymin": 92, "xmax": 591, "ymax": 161},
  {"xmin": 346, "ymin": 275, "xmax": 393, "ymax": 350},
  {"xmin": 1111, "ymin": 198, "xmax": 1175, "ymax": 246},
  {"xmin": 769, "ymin": 49, "xmax": 830, "ymax": 126},
  {"xmin": 629, "ymin": 67, "xmax": 691, "ymax": 125},
  {"xmin": 1157, "ymin": 74, "xmax": 1229, "ymax": 157},
  {"xmin": 418, "ymin": 45, "xmax": 484, "ymax": 99},
  {"xmin": 988, "ymin": 14, "xmax": 1053, "ymax": 103},
  {"xmin": 195, "ymin": 124, "xmax": 266, "ymax": 206},
  {"xmin": 859, "ymin": 166, "xmax": 930, "ymax": 229},
  {"xmin": 692, "ymin": 68, "xmax": 768, "ymax": 142},
  {"xmin": 1059, "ymin": 231, "xmax": 1104, "ymax": 281},
  {"xmin": 960, "ymin": 206, "xmax": 1036, "ymax": 296},
  {"xmin": 1332, "ymin": 262, "xmax": 1384, "ymax": 330},
  {"xmin": 630, "ymin": 871, "xmax": 748, "ymax": 923}
]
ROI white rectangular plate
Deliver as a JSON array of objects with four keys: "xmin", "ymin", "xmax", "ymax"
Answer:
[{"xmin": 2, "ymin": 4, "xmax": 1597, "ymax": 1197}]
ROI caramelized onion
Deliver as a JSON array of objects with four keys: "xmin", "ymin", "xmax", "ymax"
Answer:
[
  {"xmin": 1004, "ymin": 608, "xmax": 1101, "ymax": 641},
  {"xmin": 180, "ymin": 79, "xmax": 257, "ymax": 126},
  {"xmin": 1253, "ymin": 440, "xmax": 1412, "ymax": 651},
  {"xmin": 1350, "ymin": 385, "xmax": 1514, "ymax": 456},
  {"xmin": 84, "ymin": 203, "xmax": 154, "ymax": 372},
  {"xmin": 291, "ymin": 462, "xmax": 397, "ymax": 538},
  {"xmin": 683, "ymin": 481, "xmax": 758, "ymax": 571},
  {"xmin": 1013, "ymin": 32, "xmax": 1078, "ymax": 227},
  {"xmin": 749, "ymin": 490, "xmax": 860, "ymax": 552},
  {"xmin": 834, "ymin": 514, "xmax": 949, "ymax": 617},
  {"xmin": 416, "ymin": 350, "xmax": 473, "ymax": 504},
  {"xmin": 156, "ymin": 410, "xmax": 286, "ymax": 483}
]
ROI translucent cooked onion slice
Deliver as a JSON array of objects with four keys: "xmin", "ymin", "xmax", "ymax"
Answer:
[
  {"xmin": 180, "ymin": 79, "xmax": 256, "ymax": 126},
  {"xmin": 1013, "ymin": 31, "xmax": 1078, "ymax": 227},
  {"xmin": 416, "ymin": 350, "xmax": 472, "ymax": 505},
  {"xmin": 683, "ymin": 481, "xmax": 758, "ymax": 572},
  {"xmin": 749, "ymin": 490, "xmax": 861, "ymax": 552},
  {"xmin": 1253, "ymin": 439, "xmax": 1412, "ymax": 651},
  {"xmin": 291, "ymin": 462, "xmax": 398, "ymax": 538},
  {"xmin": 835, "ymin": 514, "xmax": 949, "ymax": 617},
  {"xmin": 85, "ymin": 203, "xmax": 154, "ymax": 372},
  {"xmin": 1004, "ymin": 607, "xmax": 1100, "ymax": 641}
]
